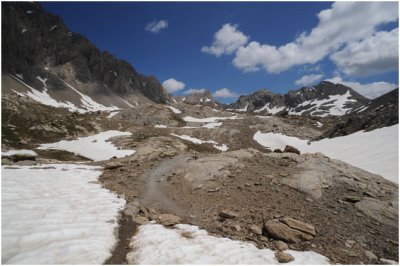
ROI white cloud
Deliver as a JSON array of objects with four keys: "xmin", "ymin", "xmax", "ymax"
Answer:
[
  {"xmin": 145, "ymin": 20, "xmax": 168, "ymax": 33},
  {"xmin": 213, "ymin": 88, "xmax": 238, "ymax": 98},
  {"xmin": 201, "ymin": 24, "xmax": 249, "ymax": 57},
  {"xmin": 162, "ymin": 78, "xmax": 185, "ymax": 93},
  {"xmin": 184, "ymin": 88, "xmax": 207, "ymax": 94},
  {"xmin": 330, "ymin": 28, "xmax": 399, "ymax": 77},
  {"xmin": 228, "ymin": 2, "xmax": 398, "ymax": 74},
  {"xmin": 295, "ymin": 74, "xmax": 324, "ymax": 86},
  {"xmin": 326, "ymin": 76, "xmax": 398, "ymax": 99}
]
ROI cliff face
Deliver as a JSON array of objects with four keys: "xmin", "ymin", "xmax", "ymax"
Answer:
[{"xmin": 2, "ymin": 2, "xmax": 168, "ymax": 104}]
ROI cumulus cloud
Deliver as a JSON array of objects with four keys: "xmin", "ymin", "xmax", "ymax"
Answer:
[
  {"xmin": 200, "ymin": 2, "xmax": 398, "ymax": 77},
  {"xmin": 213, "ymin": 88, "xmax": 238, "ymax": 98},
  {"xmin": 162, "ymin": 78, "xmax": 185, "ymax": 93},
  {"xmin": 201, "ymin": 23, "xmax": 249, "ymax": 57},
  {"xmin": 330, "ymin": 28, "xmax": 399, "ymax": 77},
  {"xmin": 295, "ymin": 74, "xmax": 324, "ymax": 86},
  {"xmin": 326, "ymin": 76, "xmax": 398, "ymax": 99},
  {"xmin": 145, "ymin": 20, "xmax": 168, "ymax": 33},
  {"xmin": 184, "ymin": 88, "xmax": 207, "ymax": 94}
]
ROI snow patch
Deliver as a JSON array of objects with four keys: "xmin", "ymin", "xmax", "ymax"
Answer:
[
  {"xmin": 49, "ymin": 25, "xmax": 58, "ymax": 31},
  {"xmin": 166, "ymin": 106, "xmax": 182, "ymax": 114},
  {"xmin": 154, "ymin": 124, "xmax": 167, "ymax": 128},
  {"xmin": 202, "ymin": 122, "xmax": 222, "ymax": 129},
  {"xmin": 2, "ymin": 149, "xmax": 37, "ymax": 157},
  {"xmin": 171, "ymin": 133, "xmax": 228, "ymax": 151},
  {"xmin": 107, "ymin": 111, "xmax": 120, "ymax": 119},
  {"xmin": 254, "ymin": 104, "xmax": 285, "ymax": 114},
  {"xmin": 2, "ymin": 164, "xmax": 125, "ymax": 264},
  {"xmin": 253, "ymin": 125, "xmax": 399, "ymax": 183},
  {"xmin": 21, "ymin": 28, "xmax": 27, "ymax": 33},
  {"xmin": 315, "ymin": 121, "xmax": 323, "ymax": 127},
  {"xmin": 38, "ymin": 130, "xmax": 135, "ymax": 161},
  {"xmin": 36, "ymin": 76, "xmax": 47, "ymax": 88},
  {"xmin": 127, "ymin": 223, "xmax": 330, "ymax": 264},
  {"xmin": 237, "ymin": 103, "xmax": 249, "ymax": 112}
]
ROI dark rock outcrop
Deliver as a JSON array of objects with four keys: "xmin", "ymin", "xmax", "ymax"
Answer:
[{"xmin": 2, "ymin": 2, "xmax": 168, "ymax": 104}]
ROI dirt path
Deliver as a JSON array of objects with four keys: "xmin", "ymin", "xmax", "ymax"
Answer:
[{"xmin": 138, "ymin": 154, "xmax": 190, "ymax": 217}]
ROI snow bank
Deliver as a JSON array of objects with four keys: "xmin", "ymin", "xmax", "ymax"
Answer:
[
  {"xmin": 253, "ymin": 125, "xmax": 399, "ymax": 183},
  {"xmin": 2, "ymin": 149, "xmax": 37, "ymax": 156},
  {"xmin": 166, "ymin": 106, "xmax": 182, "ymax": 114},
  {"xmin": 38, "ymin": 130, "xmax": 135, "ymax": 161},
  {"xmin": 127, "ymin": 223, "xmax": 329, "ymax": 264},
  {"xmin": 255, "ymin": 104, "xmax": 285, "ymax": 114},
  {"xmin": 107, "ymin": 111, "xmax": 120, "ymax": 118},
  {"xmin": 183, "ymin": 115, "xmax": 239, "ymax": 123},
  {"xmin": 171, "ymin": 133, "xmax": 228, "ymax": 151},
  {"xmin": 236, "ymin": 103, "xmax": 249, "ymax": 112},
  {"xmin": 154, "ymin": 124, "xmax": 168, "ymax": 128},
  {"xmin": 2, "ymin": 164, "xmax": 125, "ymax": 264}
]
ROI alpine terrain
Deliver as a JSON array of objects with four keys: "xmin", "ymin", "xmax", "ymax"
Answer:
[{"xmin": 1, "ymin": 2, "xmax": 399, "ymax": 265}]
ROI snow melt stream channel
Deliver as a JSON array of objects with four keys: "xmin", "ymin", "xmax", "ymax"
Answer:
[{"xmin": 2, "ymin": 131, "xmax": 136, "ymax": 264}]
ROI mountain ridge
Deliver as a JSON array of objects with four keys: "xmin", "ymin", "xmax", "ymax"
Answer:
[{"xmin": 2, "ymin": 2, "xmax": 169, "ymax": 106}]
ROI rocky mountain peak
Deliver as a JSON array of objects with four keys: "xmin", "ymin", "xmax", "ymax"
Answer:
[{"xmin": 2, "ymin": 2, "xmax": 169, "ymax": 105}]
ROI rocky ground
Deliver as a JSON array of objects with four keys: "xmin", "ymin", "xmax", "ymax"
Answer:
[{"xmin": 2, "ymin": 100, "xmax": 398, "ymax": 265}]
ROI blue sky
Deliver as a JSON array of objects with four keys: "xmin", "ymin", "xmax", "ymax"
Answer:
[{"xmin": 42, "ymin": 2, "xmax": 398, "ymax": 102}]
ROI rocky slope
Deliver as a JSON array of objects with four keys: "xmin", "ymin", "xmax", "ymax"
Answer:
[
  {"xmin": 2, "ymin": 2, "xmax": 168, "ymax": 106},
  {"xmin": 229, "ymin": 81, "xmax": 369, "ymax": 117}
]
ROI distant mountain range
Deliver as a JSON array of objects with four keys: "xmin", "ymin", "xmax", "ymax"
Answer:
[
  {"xmin": 2, "ymin": 2, "xmax": 168, "ymax": 110},
  {"xmin": 172, "ymin": 90, "xmax": 218, "ymax": 107},
  {"xmin": 229, "ymin": 81, "xmax": 370, "ymax": 117}
]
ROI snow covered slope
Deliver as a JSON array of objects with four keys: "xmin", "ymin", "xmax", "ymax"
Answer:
[
  {"xmin": 253, "ymin": 125, "xmax": 399, "ymax": 183},
  {"xmin": 38, "ymin": 130, "xmax": 135, "ymax": 161},
  {"xmin": 2, "ymin": 164, "xmax": 125, "ymax": 264},
  {"xmin": 127, "ymin": 223, "xmax": 330, "ymax": 264}
]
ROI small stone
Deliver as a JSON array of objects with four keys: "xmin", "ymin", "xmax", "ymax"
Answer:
[
  {"xmin": 249, "ymin": 225, "xmax": 262, "ymax": 235},
  {"xmin": 219, "ymin": 210, "xmax": 238, "ymax": 219},
  {"xmin": 275, "ymin": 251, "xmax": 294, "ymax": 263},
  {"xmin": 132, "ymin": 216, "xmax": 149, "ymax": 225},
  {"xmin": 157, "ymin": 214, "xmax": 181, "ymax": 226},
  {"xmin": 231, "ymin": 224, "xmax": 241, "ymax": 231},
  {"xmin": 105, "ymin": 162, "xmax": 124, "ymax": 170},
  {"xmin": 245, "ymin": 183, "xmax": 251, "ymax": 187},
  {"xmin": 305, "ymin": 197, "xmax": 313, "ymax": 203},
  {"xmin": 276, "ymin": 240, "xmax": 289, "ymax": 251},
  {"xmin": 364, "ymin": 250, "xmax": 378, "ymax": 261}
]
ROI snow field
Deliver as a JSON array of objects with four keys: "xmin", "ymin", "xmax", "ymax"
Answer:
[
  {"xmin": 2, "ymin": 164, "xmax": 125, "ymax": 264},
  {"xmin": 253, "ymin": 125, "xmax": 399, "ymax": 183},
  {"xmin": 127, "ymin": 223, "xmax": 330, "ymax": 264},
  {"xmin": 38, "ymin": 130, "xmax": 135, "ymax": 161}
]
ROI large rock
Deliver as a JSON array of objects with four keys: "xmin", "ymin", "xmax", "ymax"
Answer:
[
  {"xmin": 283, "ymin": 145, "xmax": 301, "ymax": 155},
  {"xmin": 264, "ymin": 217, "xmax": 316, "ymax": 243},
  {"xmin": 11, "ymin": 153, "xmax": 36, "ymax": 162},
  {"xmin": 280, "ymin": 217, "xmax": 316, "ymax": 236},
  {"xmin": 157, "ymin": 214, "xmax": 181, "ymax": 226}
]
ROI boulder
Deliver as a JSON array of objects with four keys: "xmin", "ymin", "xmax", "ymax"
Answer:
[
  {"xmin": 219, "ymin": 210, "xmax": 238, "ymax": 219},
  {"xmin": 274, "ymin": 149, "xmax": 283, "ymax": 153},
  {"xmin": 280, "ymin": 217, "xmax": 316, "ymax": 236},
  {"xmin": 264, "ymin": 217, "xmax": 316, "ymax": 243},
  {"xmin": 275, "ymin": 251, "xmax": 294, "ymax": 263},
  {"xmin": 283, "ymin": 145, "xmax": 301, "ymax": 155},
  {"xmin": 11, "ymin": 153, "xmax": 36, "ymax": 162},
  {"xmin": 157, "ymin": 214, "xmax": 181, "ymax": 226}
]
